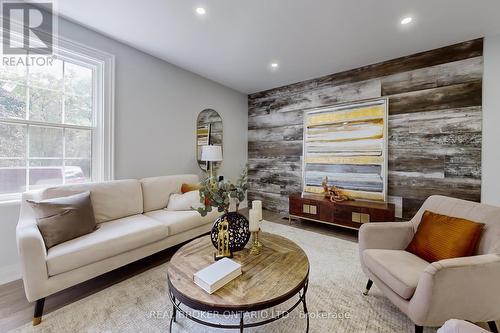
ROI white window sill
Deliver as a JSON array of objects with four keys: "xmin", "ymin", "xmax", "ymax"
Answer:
[{"xmin": 0, "ymin": 199, "xmax": 22, "ymax": 207}]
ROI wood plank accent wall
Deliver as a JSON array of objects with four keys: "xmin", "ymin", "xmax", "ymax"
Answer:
[{"xmin": 248, "ymin": 39, "xmax": 483, "ymax": 219}]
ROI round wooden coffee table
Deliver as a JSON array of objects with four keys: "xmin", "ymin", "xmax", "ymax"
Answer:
[{"xmin": 167, "ymin": 232, "xmax": 310, "ymax": 332}]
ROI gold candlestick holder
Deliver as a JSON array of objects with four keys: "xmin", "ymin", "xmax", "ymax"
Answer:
[{"xmin": 250, "ymin": 230, "xmax": 263, "ymax": 255}]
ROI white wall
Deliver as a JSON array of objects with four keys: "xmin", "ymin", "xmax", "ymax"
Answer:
[
  {"xmin": 482, "ymin": 34, "xmax": 500, "ymax": 206},
  {"xmin": 0, "ymin": 15, "xmax": 248, "ymax": 283}
]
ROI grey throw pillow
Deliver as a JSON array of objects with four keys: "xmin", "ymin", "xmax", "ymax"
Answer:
[{"xmin": 27, "ymin": 191, "xmax": 97, "ymax": 249}]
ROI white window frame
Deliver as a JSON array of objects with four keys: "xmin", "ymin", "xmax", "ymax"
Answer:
[{"xmin": 0, "ymin": 25, "xmax": 115, "ymax": 202}]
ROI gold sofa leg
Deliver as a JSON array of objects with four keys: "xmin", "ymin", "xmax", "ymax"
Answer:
[
  {"xmin": 363, "ymin": 279, "xmax": 373, "ymax": 296},
  {"xmin": 33, "ymin": 298, "xmax": 45, "ymax": 326}
]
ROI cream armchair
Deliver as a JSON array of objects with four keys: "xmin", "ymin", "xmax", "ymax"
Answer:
[{"xmin": 359, "ymin": 195, "xmax": 500, "ymax": 333}]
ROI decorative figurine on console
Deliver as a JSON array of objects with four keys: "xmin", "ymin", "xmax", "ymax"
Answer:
[{"xmin": 321, "ymin": 176, "xmax": 350, "ymax": 202}]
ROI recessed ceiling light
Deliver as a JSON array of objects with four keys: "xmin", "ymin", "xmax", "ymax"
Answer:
[
  {"xmin": 267, "ymin": 60, "xmax": 280, "ymax": 72},
  {"xmin": 401, "ymin": 16, "xmax": 413, "ymax": 25},
  {"xmin": 195, "ymin": 7, "xmax": 206, "ymax": 15}
]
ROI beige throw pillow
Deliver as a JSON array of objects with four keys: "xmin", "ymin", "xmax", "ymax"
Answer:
[
  {"xmin": 27, "ymin": 191, "xmax": 97, "ymax": 249},
  {"xmin": 166, "ymin": 190, "xmax": 203, "ymax": 211}
]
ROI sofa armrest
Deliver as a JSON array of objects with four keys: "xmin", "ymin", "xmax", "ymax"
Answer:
[
  {"xmin": 409, "ymin": 254, "xmax": 500, "ymax": 326},
  {"xmin": 358, "ymin": 221, "xmax": 414, "ymax": 252},
  {"xmin": 16, "ymin": 219, "xmax": 48, "ymax": 302}
]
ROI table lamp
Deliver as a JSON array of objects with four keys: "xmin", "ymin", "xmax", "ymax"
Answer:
[{"xmin": 201, "ymin": 145, "xmax": 223, "ymax": 180}]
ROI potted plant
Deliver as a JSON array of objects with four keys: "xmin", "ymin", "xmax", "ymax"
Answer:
[{"xmin": 195, "ymin": 166, "xmax": 250, "ymax": 253}]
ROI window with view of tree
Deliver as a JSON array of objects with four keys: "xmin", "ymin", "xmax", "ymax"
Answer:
[{"xmin": 0, "ymin": 58, "xmax": 96, "ymax": 199}]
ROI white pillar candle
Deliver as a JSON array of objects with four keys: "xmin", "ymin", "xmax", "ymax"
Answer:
[
  {"xmin": 249, "ymin": 208, "xmax": 260, "ymax": 232},
  {"xmin": 252, "ymin": 200, "xmax": 263, "ymax": 221}
]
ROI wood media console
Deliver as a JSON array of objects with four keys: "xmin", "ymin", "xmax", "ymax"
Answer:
[{"xmin": 289, "ymin": 193, "xmax": 396, "ymax": 230}]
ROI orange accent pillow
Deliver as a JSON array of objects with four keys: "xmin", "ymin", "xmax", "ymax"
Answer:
[
  {"xmin": 406, "ymin": 210, "xmax": 484, "ymax": 262},
  {"xmin": 181, "ymin": 183, "xmax": 201, "ymax": 194}
]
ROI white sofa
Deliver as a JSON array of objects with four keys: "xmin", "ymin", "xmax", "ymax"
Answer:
[{"xmin": 16, "ymin": 174, "xmax": 219, "ymax": 325}]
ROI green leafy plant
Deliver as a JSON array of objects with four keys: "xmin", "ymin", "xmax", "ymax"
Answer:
[{"xmin": 195, "ymin": 166, "xmax": 248, "ymax": 217}]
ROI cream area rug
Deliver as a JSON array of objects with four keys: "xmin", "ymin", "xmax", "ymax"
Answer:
[{"xmin": 11, "ymin": 222, "xmax": 438, "ymax": 333}]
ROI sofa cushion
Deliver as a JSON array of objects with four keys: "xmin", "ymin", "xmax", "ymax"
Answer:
[
  {"xmin": 27, "ymin": 191, "xmax": 97, "ymax": 249},
  {"xmin": 410, "ymin": 195, "xmax": 500, "ymax": 255},
  {"xmin": 407, "ymin": 210, "xmax": 484, "ymax": 262},
  {"xmin": 140, "ymin": 174, "xmax": 199, "ymax": 213},
  {"xmin": 39, "ymin": 179, "xmax": 143, "ymax": 223},
  {"xmin": 181, "ymin": 183, "xmax": 201, "ymax": 194},
  {"xmin": 363, "ymin": 249, "xmax": 429, "ymax": 299},
  {"xmin": 166, "ymin": 191, "xmax": 203, "ymax": 211},
  {"xmin": 47, "ymin": 214, "xmax": 168, "ymax": 276},
  {"xmin": 145, "ymin": 209, "xmax": 218, "ymax": 235}
]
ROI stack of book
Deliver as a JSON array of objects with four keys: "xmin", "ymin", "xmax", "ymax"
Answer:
[{"xmin": 193, "ymin": 258, "xmax": 242, "ymax": 294}]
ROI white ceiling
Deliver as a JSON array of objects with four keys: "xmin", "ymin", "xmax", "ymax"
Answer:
[{"xmin": 54, "ymin": 0, "xmax": 500, "ymax": 94}]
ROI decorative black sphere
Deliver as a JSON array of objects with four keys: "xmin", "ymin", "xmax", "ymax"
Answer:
[{"xmin": 211, "ymin": 212, "xmax": 250, "ymax": 252}]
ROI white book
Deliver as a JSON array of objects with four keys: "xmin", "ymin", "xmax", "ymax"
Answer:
[{"xmin": 193, "ymin": 258, "xmax": 242, "ymax": 294}]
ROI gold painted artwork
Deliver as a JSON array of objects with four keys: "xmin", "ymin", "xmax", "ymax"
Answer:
[
  {"xmin": 303, "ymin": 99, "xmax": 388, "ymax": 202},
  {"xmin": 305, "ymin": 155, "xmax": 383, "ymax": 165},
  {"xmin": 307, "ymin": 105, "xmax": 385, "ymax": 127}
]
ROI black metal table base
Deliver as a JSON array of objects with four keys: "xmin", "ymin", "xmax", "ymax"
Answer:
[{"xmin": 168, "ymin": 280, "xmax": 309, "ymax": 332}]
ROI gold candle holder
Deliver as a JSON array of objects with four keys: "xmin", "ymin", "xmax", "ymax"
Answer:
[{"xmin": 249, "ymin": 230, "xmax": 263, "ymax": 255}]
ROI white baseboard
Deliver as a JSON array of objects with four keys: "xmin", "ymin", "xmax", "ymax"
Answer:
[{"xmin": 0, "ymin": 263, "xmax": 21, "ymax": 285}]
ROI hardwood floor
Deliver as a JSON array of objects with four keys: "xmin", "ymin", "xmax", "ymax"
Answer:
[{"xmin": 0, "ymin": 209, "xmax": 357, "ymax": 332}]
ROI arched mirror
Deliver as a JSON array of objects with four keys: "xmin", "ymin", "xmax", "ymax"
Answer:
[{"xmin": 196, "ymin": 109, "xmax": 223, "ymax": 171}]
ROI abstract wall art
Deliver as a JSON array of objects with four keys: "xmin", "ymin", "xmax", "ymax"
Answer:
[{"xmin": 303, "ymin": 98, "xmax": 388, "ymax": 202}]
